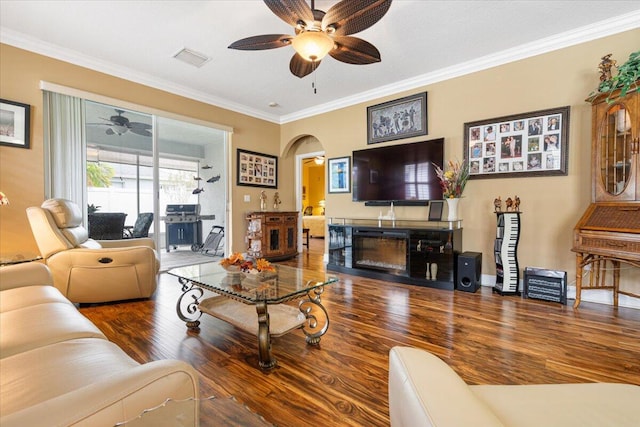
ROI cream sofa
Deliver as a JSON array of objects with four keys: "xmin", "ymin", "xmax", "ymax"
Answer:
[
  {"xmin": 389, "ymin": 346, "xmax": 640, "ymax": 427},
  {"xmin": 26, "ymin": 198, "xmax": 159, "ymax": 303},
  {"xmin": 0, "ymin": 262, "xmax": 199, "ymax": 426}
]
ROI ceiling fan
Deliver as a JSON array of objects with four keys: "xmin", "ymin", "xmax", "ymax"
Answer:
[
  {"xmin": 88, "ymin": 109, "xmax": 152, "ymax": 137},
  {"xmin": 304, "ymin": 156, "xmax": 325, "ymax": 165},
  {"xmin": 228, "ymin": 0, "xmax": 392, "ymax": 78}
]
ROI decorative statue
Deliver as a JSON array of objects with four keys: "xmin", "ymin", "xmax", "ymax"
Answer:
[
  {"xmin": 493, "ymin": 197, "xmax": 502, "ymax": 212},
  {"xmin": 260, "ymin": 191, "xmax": 267, "ymax": 212},
  {"xmin": 598, "ymin": 53, "xmax": 616, "ymax": 83},
  {"xmin": 273, "ymin": 192, "xmax": 281, "ymax": 211},
  {"xmin": 514, "ymin": 195, "xmax": 521, "ymax": 212},
  {"xmin": 505, "ymin": 197, "xmax": 514, "ymax": 211}
]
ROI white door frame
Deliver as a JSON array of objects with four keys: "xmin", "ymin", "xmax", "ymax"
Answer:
[{"xmin": 295, "ymin": 151, "xmax": 324, "ymax": 252}]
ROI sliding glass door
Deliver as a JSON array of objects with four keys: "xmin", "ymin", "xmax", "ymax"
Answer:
[{"xmin": 84, "ymin": 101, "xmax": 227, "ymax": 251}]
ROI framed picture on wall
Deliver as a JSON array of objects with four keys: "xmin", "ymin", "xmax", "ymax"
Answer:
[
  {"xmin": 367, "ymin": 92, "xmax": 428, "ymax": 145},
  {"xmin": 0, "ymin": 99, "xmax": 31, "ymax": 149},
  {"xmin": 236, "ymin": 149, "xmax": 278, "ymax": 188},
  {"xmin": 464, "ymin": 106, "xmax": 570, "ymax": 179},
  {"xmin": 328, "ymin": 156, "xmax": 351, "ymax": 193}
]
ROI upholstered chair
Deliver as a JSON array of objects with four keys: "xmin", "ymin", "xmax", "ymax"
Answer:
[
  {"xmin": 26, "ymin": 199, "xmax": 159, "ymax": 303},
  {"xmin": 123, "ymin": 212, "xmax": 154, "ymax": 239}
]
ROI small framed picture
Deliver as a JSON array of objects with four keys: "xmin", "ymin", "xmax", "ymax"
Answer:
[
  {"xmin": 428, "ymin": 200, "xmax": 444, "ymax": 221},
  {"xmin": 0, "ymin": 99, "xmax": 31, "ymax": 149},
  {"xmin": 328, "ymin": 156, "xmax": 351, "ymax": 194}
]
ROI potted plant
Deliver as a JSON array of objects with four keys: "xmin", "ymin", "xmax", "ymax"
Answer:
[{"xmin": 593, "ymin": 50, "xmax": 640, "ymax": 102}]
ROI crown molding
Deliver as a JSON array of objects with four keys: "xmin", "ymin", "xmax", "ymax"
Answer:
[
  {"xmin": 279, "ymin": 10, "xmax": 640, "ymax": 124},
  {"xmin": 2, "ymin": 10, "xmax": 639, "ymax": 125},
  {"xmin": 0, "ymin": 28, "xmax": 281, "ymax": 124}
]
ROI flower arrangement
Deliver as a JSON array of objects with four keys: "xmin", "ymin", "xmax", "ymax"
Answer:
[
  {"xmin": 432, "ymin": 160, "xmax": 469, "ymax": 199},
  {"xmin": 220, "ymin": 252, "xmax": 276, "ymax": 274}
]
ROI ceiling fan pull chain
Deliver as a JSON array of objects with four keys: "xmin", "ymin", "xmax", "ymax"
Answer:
[{"xmin": 312, "ymin": 61, "xmax": 318, "ymax": 94}]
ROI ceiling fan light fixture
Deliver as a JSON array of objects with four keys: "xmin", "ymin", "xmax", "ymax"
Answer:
[
  {"xmin": 314, "ymin": 156, "xmax": 325, "ymax": 165},
  {"xmin": 291, "ymin": 30, "xmax": 333, "ymax": 62}
]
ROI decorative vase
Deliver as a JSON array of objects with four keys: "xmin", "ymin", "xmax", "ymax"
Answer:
[
  {"xmin": 430, "ymin": 263, "xmax": 438, "ymax": 281},
  {"xmin": 616, "ymin": 109, "xmax": 632, "ymax": 133},
  {"xmin": 446, "ymin": 198, "xmax": 460, "ymax": 221}
]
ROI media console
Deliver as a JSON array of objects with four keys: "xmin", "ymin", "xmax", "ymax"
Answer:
[{"xmin": 327, "ymin": 218, "xmax": 462, "ymax": 290}]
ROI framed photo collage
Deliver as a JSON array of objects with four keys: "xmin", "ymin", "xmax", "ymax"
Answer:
[{"xmin": 464, "ymin": 106, "xmax": 570, "ymax": 179}]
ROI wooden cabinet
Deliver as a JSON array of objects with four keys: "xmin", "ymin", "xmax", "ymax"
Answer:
[
  {"xmin": 591, "ymin": 87, "xmax": 639, "ymax": 201},
  {"xmin": 572, "ymin": 84, "xmax": 640, "ymax": 307},
  {"xmin": 246, "ymin": 212, "xmax": 298, "ymax": 261}
]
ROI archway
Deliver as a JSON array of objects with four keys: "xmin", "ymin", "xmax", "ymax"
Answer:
[{"xmin": 284, "ymin": 135, "xmax": 326, "ymax": 256}]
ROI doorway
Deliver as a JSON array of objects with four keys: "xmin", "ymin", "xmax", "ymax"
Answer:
[
  {"xmin": 296, "ymin": 151, "xmax": 326, "ymax": 257},
  {"xmin": 84, "ymin": 100, "xmax": 228, "ymax": 254}
]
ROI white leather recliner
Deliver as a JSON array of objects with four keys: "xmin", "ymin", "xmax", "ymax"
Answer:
[{"xmin": 26, "ymin": 198, "xmax": 159, "ymax": 303}]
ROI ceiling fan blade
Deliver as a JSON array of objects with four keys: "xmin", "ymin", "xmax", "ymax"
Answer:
[
  {"xmin": 329, "ymin": 36, "xmax": 381, "ymax": 64},
  {"xmin": 128, "ymin": 122, "xmax": 152, "ymax": 130},
  {"xmin": 127, "ymin": 122, "xmax": 152, "ymax": 137},
  {"xmin": 129, "ymin": 128, "xmax": 152, "ymax": 137},
  {"xmin": 323, "ymin": 0, "xmax": 392, "ymax": 36},
  {"xmin": 229, "ymin": 34, "xmax": 293, "ymax": 51},
  {"xmin": 264, "ymin": 0, "xmax": 314, "ymax": 28},
  {"xmin": 289, "ymin": 53, "xmax": 319, "ymax": 78}
]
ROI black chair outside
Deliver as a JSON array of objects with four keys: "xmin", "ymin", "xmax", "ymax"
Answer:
[
  {"xmin": 124, "ymin": 212, "xmax": 154, "ymax": 239},
  {"xmin": 88, "ymin": 213, "xmax": 127, "ymax": 240}
]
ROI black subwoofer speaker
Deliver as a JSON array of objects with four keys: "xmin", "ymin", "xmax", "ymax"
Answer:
[{"xmin": 457, "ymin": 251, "xmax": 482, "ymax": 292}]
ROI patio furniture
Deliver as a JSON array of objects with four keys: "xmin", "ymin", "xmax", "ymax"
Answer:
[
  {"xmin": 124, "ymin": 212, "xmax": 154, "ymax": 238},
  {"xmin": 88, "ymin": 212, "xmax": 127, "ymax": 240}
]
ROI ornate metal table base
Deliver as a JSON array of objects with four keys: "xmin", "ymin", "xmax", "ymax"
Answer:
[
  {"xmin": 299, "ymin": 286, "xmax": 329, "ymax": 345},
  {"xmin": 176, "ymin": 278, "xmax": 330, "ymax": 370},
  {"xmin": 176, "ymin": 279, "xmax": 203, "ymax": 330}
]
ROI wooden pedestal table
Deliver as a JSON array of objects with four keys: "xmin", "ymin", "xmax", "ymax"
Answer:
[{"xmin": 169, "ymin": 263, "xmax": 338, "ymax": 370}]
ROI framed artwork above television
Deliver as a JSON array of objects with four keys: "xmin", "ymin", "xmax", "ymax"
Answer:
[{"xmin": 367, "ymin": 92, "xmax": 428, "ymax": 145}]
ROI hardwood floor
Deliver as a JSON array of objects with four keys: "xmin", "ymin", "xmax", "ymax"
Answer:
[{"xmin": 80, "ymin": 240, "xmax": 640, "ymax": 426}]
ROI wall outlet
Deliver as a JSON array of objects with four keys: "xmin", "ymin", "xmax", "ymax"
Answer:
[{"xmin": 244, "ymin": 195, "xmax": 250, "ymax": 202}]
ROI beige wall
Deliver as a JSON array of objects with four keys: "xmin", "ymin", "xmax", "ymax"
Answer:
[
  {"xmin": 0, "ymin": 43, "xmax": 281, "ymax": 255},
  {"xmin": 281, "ymin": 29, "xmax": 640, "ymax": 297},
  {"xmin": 2, "ymin": 30, "xmax": 638, "ymax": 301}
]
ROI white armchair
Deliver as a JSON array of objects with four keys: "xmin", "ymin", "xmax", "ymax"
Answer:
[{"xmin": 26, "ymin": 198, "xmax": 159, "ymax": 303}]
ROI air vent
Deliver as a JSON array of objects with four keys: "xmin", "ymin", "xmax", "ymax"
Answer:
[{"xmin": 173, "ymin": 48, "xmax": 210, "ymax": 68}]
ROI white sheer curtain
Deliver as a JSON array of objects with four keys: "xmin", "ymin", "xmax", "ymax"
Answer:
[{"xmin": 42, "ymin": 91, "xmax": 87, "ymax": 213}]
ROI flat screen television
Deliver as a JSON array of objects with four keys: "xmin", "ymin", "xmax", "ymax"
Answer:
[{"xmin": 352, "ymin": 138, "xmax": 444, "ymax": 204}]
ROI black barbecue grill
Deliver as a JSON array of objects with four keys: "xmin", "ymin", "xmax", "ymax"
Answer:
[{"xmin": 164, "ymin": 204, "xmax": 215, "ymax": 252}]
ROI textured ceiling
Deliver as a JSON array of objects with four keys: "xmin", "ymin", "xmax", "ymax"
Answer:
[{"xmin": 1, "ymin": 1, "xmax": 639, "ymax": 123}]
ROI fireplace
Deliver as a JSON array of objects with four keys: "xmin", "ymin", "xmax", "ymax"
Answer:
[{"xmin": 353, "ymin": 229, "xmax": 409, "ymax": 276}]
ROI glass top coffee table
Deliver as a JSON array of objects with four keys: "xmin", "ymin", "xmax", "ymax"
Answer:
[{"xmin": 169, "ymin": 263, "xmax": 338, "ymax": 370}]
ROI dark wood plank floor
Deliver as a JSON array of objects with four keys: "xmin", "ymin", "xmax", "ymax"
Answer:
[{"xmin": 80, "ymin": 238, "xmax": 640, "ymax": 426}]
